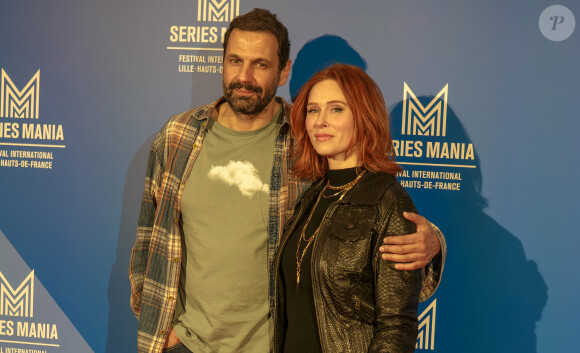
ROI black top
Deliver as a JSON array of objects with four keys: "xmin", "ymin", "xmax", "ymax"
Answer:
[{"xmin": 280, "ymin": 167, "xmax": 362, "ymax": 353}]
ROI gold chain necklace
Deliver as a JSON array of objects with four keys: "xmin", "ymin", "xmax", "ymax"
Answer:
[
  {"xmin": 320, "ymin": 188, "xmax": 345, "ymax": 199},
  {"xmin": 325, "ymin": 169, "xmax": 366, "ymax": 190},
  {"xmin": 295, "ymin": 169, "xmax": 366, "ymax": 288},
  {"xmin": 322, "ymin": 170, "xmax": 366, "ymax": 199},
  {"xmin": 295, "ymin": 190, "xmax": 324, "ymax": 289}
]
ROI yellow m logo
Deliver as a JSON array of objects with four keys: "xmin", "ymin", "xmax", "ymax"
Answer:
[
  {"xmin": 402, "ymin": 83, "xmax": 448, "ymax": 137},
  {"xmin": 1, "ymin": 69, "xmax": 40, "ymax": 119},
  {"xmin": 197, "ymin": 0, "xmax": 240, "ymax": 22},
  {"xmin": 416, "ymin": 299, "xmax": 437, "ymax": 350},
  {"xmin": 0, "ymin": 270, "xmax": 35, "ymax": 317}
]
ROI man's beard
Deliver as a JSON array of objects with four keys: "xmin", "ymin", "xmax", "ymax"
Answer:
[{"xmin": 223, "ymin": 75, "xmax": 279, "ymax": 116}]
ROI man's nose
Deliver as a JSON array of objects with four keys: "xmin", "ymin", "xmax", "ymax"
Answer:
[{"xmin": 237, "ymin": 63, "xmax": 254, "ymax": 83}]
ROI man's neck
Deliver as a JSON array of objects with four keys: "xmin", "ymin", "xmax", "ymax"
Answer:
[{"xmin": 216, "ymin": 99, "xmax": 279, "ymax": 131}]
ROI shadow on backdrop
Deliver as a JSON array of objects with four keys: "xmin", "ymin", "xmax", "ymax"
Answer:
[
  {"xmin": 289, "ymin": 34, "xmax": 366, "ymax": 101},
  {"xmin": 390, "ymin": 97, "xmax": 547, "ymax": 352},
  {"xmin": 105, "ymin": 134, "xmax": 155, "ymax": 352}
]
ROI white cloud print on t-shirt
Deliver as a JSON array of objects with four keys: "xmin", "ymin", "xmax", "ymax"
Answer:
[{"xmin": 208, "ymin": 160, "xmax": 270, "ymax": 198}]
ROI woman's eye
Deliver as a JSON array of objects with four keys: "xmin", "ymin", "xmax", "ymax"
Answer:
[
  {"xmin": 307, "ymin": 108, "xmax": 319, "ymax": 114},
  {"xmin": 331, "ymin": 107, "xmax": 344, "ymax": 113}
]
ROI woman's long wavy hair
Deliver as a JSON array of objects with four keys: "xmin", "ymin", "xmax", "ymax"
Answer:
[{"xmin": 291, "ymin": 64, "xmax": 401, "ymax": 180}]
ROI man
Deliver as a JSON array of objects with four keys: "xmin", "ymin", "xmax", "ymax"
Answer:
[{"xmin": 130, "ymin": 8, "xmax": 446, "ymax": 353}]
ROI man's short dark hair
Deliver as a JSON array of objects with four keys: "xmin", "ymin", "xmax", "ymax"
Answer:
[{"xmin": 223, "ymin": 8, "xmax": 290, "ymax": 71}]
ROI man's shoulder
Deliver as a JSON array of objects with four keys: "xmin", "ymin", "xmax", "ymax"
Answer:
[
  {"xmin": 156, "ymin": 99, "xmax": 222, "ymax": 136},
  {"xmin": 166, "ymin": 99, "xmax": 220, "ymax": 127},
  {"xmin": 150, "ymin": 98, "xmax": 220, "ymax": 150}
]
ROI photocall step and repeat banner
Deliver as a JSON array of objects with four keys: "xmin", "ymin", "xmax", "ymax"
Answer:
[{"xmin": 0, "ymin": 1, "xmax": 578, "ymax": 352}]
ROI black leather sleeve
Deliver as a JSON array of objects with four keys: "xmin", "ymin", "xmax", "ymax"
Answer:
[{"xmin": 370, "ymin": 182, "xmax": 422, "ymax": 353}]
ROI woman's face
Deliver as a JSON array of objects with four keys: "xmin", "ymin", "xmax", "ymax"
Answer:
[{"xmin": 305, "ymin": 79, "xmax": 359, "ymax": 169}]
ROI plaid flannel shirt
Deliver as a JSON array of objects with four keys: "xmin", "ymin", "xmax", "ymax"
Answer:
[
  {"xmin": 129, "ymin": 97, "xmax": 445, "ymax": 353},
  {"xmin": 129, "ymin": 97, "xmax": 310, "ymax": 353}
]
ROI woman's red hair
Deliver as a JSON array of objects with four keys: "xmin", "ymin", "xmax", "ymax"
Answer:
[{"xmin": 291, "ymin": 64, "xmax": 401, "ymax": 180}]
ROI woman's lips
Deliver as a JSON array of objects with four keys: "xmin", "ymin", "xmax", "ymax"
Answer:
[{"xmin": 315, "ymin": 134, "xmax": 333, "ymax": 141}]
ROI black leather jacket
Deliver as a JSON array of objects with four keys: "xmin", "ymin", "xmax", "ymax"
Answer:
[{"xmin": 274, "ymin": 172, "xmax": 422, "ymax": 353}]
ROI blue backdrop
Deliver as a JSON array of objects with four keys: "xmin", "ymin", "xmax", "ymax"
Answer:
[{"xmin": 0, "ymin": 1, "xmax": 578, "ymax": 352}]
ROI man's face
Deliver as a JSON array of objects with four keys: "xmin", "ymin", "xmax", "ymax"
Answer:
[{"xmin": 222, "ymin": 29, "xmax": 289, "ymax": 116}]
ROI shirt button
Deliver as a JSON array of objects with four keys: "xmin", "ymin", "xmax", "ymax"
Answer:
[
  {"xmin": 167, "ymin": 296, "xmax": 174, "ymax": 301},
  {"xmin": 172, "ymin": 257, "xmax": 179, "ymax": 263},
  {"xmin": 160, "ymin": 330, "xmax": 166, "ymax": 335}
]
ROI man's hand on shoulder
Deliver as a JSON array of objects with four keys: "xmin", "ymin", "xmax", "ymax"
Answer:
[{"xmin": 379, "ymin": 212, "xmax": 441, "ymax": 270}]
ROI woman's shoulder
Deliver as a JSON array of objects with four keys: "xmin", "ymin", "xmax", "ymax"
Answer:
[
  {"xmin": 351, "ymin": 171, "xmax": 413, "ymax": 205},
  {"xmin": 352, "ymin": 171, "xmax": 398, "ymax": 196},
  {"xmin": 362, "ymin": 171, "xmax": 398, "ymax": 186}
]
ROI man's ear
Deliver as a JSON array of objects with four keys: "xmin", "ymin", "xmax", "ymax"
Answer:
[{"xmin": 278, "ymin": 59, "xmax": 292, "ymax": 86}]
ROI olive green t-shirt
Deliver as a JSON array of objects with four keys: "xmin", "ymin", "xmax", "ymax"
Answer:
[{"xmin": 173, "ymin": 110, "xmax": 280, "ymax": 353}]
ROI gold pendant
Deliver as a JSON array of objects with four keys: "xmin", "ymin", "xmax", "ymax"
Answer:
[{"xmin": 296, "ymin": 268, "xmax": 300, "ymax": 287}]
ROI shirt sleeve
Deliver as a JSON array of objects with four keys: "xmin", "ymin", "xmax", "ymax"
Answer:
[
  {"xmin": 419, "ymin": 222, "xmax": 447, "ymax": 302},
  {"xmin": 128, "ymin": 143, "xmax": 162, "ymax": 319}
]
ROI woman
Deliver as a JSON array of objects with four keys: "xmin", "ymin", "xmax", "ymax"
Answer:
[{"xmin": 274, "ymin": 64, "xmax": 422, "ymax": 353}]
